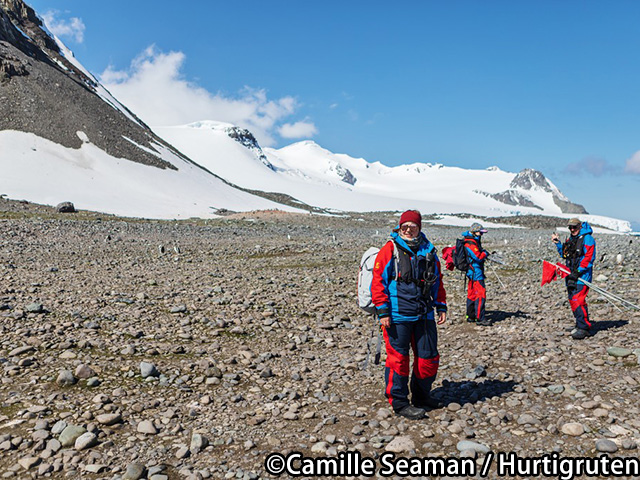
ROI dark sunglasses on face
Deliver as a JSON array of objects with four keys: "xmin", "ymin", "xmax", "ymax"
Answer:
[{"xmin": 568, "ymin": 225, "xmax": 579, "ymax": 231}]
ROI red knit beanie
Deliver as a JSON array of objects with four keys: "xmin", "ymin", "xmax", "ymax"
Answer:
[{"xmin": 399, "ymin": 210, "xmax": 422, "ymax": 229}]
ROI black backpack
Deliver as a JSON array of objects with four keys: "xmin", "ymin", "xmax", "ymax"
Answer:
[{"xmin": 453, "ymin": 237, "xmax": 470, "ymax": 272}]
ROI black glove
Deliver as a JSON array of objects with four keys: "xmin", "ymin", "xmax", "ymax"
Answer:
[{"xmin": 566, "ymin": 271, "xmax": 580, "ymax": 283}]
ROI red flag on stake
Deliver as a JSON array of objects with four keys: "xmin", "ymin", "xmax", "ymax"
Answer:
[{"xmin": 541, "ymin": 261, "xmax": 569, "ymax": 286}]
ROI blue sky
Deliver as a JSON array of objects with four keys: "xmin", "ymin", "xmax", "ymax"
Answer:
[{"xmin": 29, "ymin": 0, "xmax": 640, "ymax": 228}]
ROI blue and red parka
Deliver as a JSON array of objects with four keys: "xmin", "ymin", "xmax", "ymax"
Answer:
[
  {"xmin": 371, "ymin": 231, "xmax": 447, "ymax": 323},
  {"xmin": 461, "ymin": 231, "xmax": 488, "ymax": 281},
  {"xmin": 555, "ymin": 222, "xmax": 596, "ymax": 283}
]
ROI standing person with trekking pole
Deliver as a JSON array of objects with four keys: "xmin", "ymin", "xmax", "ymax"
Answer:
[
  {"xmin": 551, "ymin": 217, "xmax": 596, "ymax": 340},
  {"xmin": 462, "ymin": 223, "xmax": 491, "ymax": 326},
  {"xmin": 371, "ymin": 210, "xmax": 447, "ymax": 420}
]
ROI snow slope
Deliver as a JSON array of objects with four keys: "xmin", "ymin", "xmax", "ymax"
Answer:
[
  {"xmin": 0, "ymin": 130, "xmax": 301, "ymax": 219},
  {"xmin": 157, "ymin": 123, "xmax": 632, "ymax": 232}
]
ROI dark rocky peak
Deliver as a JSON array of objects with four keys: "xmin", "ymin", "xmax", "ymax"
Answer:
[
  {"xmin": 0, "ymin": 0, "xmax": 192, "ymax": 171},
  {"xmin": 510, "ymin": 168, "xmax": 552, "ymax": 192},
  {"xmin": 334, "ymin": 164, "xmax": 356, "ymax": 185},
  {"xmin": 225, "ymin": 126, "xmax": 275, "ymax": 171},
  {"xmin": 1, "ymin": 0, "xmax": 59, "ymax": 59},
  {"xmin": 226, "ymin": 126, "xmax": 260, "ymax": 150}
]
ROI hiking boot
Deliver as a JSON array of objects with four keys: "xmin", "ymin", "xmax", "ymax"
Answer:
[
  {"xmin": 465, "ymin": 316, "xmax": 476, "ymax": 323},
  {"xmin": 571, "ymin": 328, "xmax": 590, "ymax": 340},
  {"xmin": 395, "ymin": 405, "xmax": 426, "ymax": 420},
  {"xmin": 414, "ymin": 396, "xmax": 443, "ymax": 410},
  {"xmin": 476, "ymin": 319, "xmax": 491, "ymax": 326}
]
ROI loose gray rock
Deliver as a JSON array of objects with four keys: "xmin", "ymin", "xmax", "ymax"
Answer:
[
  {"xmin": 59, "ymin": 425, "xmax": 87, "ymax": 447},
  {"xmin": 595, "ymin": 439, "xmax": 618, "ymax": 453},
  {"xmin": 18, "ymin": 457, "xmax": 41, "ymax": 470},
  {"xmin": 561, "ymin": 423, "xmax": 585, "ymax": 436},
  {"xmin": 123, "ymin": 463, "xmax": 147, "ymax": 480},
  {"xmin": 607, "ymin": 347, "xmax": 633, "ymax": 358},
  {"xmin": 190, "ymin": 433, "xmax": 209, "ymax": 453},
  {"xmin": 517, "ymin": 414, "xmax": 540, "ymax": 425},
  {"xmin": 74, "ymin": 364, "xmax": 95, "ymax": 379},
  {"xmin": 8, "ymin": 345, "xmax": 34, "ymax": 356},
  {"xmin": 26, "ymin": 302, "xmax": 44, "ymax": 313},
  {"xmin": 137, "ymin": 420, "xmax": 158, "ymax": 434},
  {"xmin": 74, "ymin": 432, "xmax": 98, "ymax": 450},
  {"xmin": 385, "ymin": 436, "xmax": 415, "ymax": 453},
  {"xmin": 140, "ymin": 361, "xmax": 160, "ymax": 378},
  {"xmin": 56, "ymin": 370, "xmax": 77, "ymax": 386},
  {"xmin": 96, "ymin": 413, "xmax": 122, "ymax": 426},
  {"xmin": 456, "ymin": 440, "xmax": 491, "ymax": 454}
]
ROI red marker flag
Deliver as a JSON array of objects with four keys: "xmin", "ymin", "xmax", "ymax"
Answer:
[{"xmin": 541, "ymin": 260, "xmax": 569, "ymax": 286}]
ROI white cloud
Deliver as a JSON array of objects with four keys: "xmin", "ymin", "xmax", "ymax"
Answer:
[
  {"xmin": 625, "ymin": 151, "xmax": 640, "ymax": 174},
  {"xmin": 278, "ymin": 121, "xmax": 318, "ymax": 139},
  {"xmin": 100, "ymin": 46, "xmax": 316, "ymax": 147},
  {"xmin": 42, "ymin": 10, "xmax": 85, "ymax": 43}
]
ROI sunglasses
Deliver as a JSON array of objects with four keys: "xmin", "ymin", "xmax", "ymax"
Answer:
[
  {"xmin": 400, "ymin": 224, "xmax": 419, "ymax": 232},
  {"xmin": 568, "ymin": 225, "xmax": 580, "ymax": 230}
]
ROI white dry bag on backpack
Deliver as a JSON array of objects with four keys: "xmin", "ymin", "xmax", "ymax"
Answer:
[{"xmin": 358, "ymin": 247, "xmax": 381, "ymax": 314}]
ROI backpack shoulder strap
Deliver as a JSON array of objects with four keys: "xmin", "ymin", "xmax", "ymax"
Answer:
[{"xmin": 387, "ymin": 240, "xmax": 400, "ymax": 281}]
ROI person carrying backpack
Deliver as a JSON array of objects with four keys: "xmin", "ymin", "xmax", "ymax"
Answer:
[
  {"xmin": 462, "ymin": 223, "xmax": 491, "ymax": 326},
  {"xmin": 371, "ymin": 210, "xmax": 447, "ymax": 420},
  {"xmin": 551, "ymin": 218, "xmax": 596, "ymax": 340}
]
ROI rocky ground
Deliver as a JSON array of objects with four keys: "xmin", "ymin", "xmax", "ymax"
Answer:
[{"xmin": 1, "ymin": 198, "xmax": 639, "ymax": 479}]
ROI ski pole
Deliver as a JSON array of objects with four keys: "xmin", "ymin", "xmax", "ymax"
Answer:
[{"xmin": 488, "ymin": 263, "xmax": 506, "ymax": 289}]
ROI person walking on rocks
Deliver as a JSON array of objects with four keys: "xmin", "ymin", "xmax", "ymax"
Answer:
[
  {"xmin": 371, "ymin": 210, "xmax": 447, "ymax": 420},
  {"xmin": 462, "ymin": 223, "xmax": 491, "ymax": 326},
  {"xmin": 551, "ymin": 218, "xmax": 596, "ymax": 340}
]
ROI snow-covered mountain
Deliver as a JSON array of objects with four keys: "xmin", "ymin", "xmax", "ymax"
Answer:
[
  {"xmin": 0, "ymin": 0, "xmax": 298, "ymax": 218},
  {"xmin": 0, "ymin": 0, "xmax": 631, "ymax": 231},
  {"xmin": 156, "ymin": 122, "xmax": 632, "ymax": 232}
]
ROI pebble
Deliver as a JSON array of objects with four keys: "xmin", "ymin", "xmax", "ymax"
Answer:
[
  {"xmin": 18, "ymin": 457, "xmax": 40, "ymax": 470},
  {"xmin": 385, "ymin": 436, "xmax": 415, "ymax": 453},
  {"xmin": 8, "ymin": 346, "xmax": 34, "ymax": 356},
  {"xmin": 137, "ymin": 420, "xmax": 158, "ymax": 434},
  {"xmin": 74, "ymin": 432, "xmax": 98, "ymax": 450},
  {"xmin": 607, "ymin": 347, "xmax": 633, "ymax": 358},
  {"xmin": 123, "ymin": 463, "xmax": 146, "ymax": 480},
  {"xmin": 58, "ymin": 425, "xmax": 87, "ymax": 447},
  {"xmin": 56, "ymin": 370, "xmax": 77, "ymax": 386},
  {"xmin": 561, "ymin": 423, "xmax": 585, "ymax": 436},
  {"xmin": 74, "ymin": 364, "xmax": 95, "ymax": 379},
  {"xmin": 96, "ymin": 413, "xmax": 122, "ymax": 425},
  {"xmin": 456, "ymin": 440, "xmax": 490, "ymax": 454},
  {"xmin": 595, "ymin": 439, "xmax": 618, "ymax": 453},
  {"xmin": 140, "ymin": 362, "xmax": 160, "ymax": 378},
  {"xmin": 190, "ymin": 433, "xmax": 209, "ymax": 453},
  {"xmin": 25, "ymin": 303, "xmax": 44, "ymax": 313},
  {"xmin": 517, "ymin": 414, "xmax": 540, "ymax": 425}
]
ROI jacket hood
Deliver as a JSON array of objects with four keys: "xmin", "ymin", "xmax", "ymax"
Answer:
[{"xmin": 579, "ymin": 222, "xmax": 593, "ymax": 236}]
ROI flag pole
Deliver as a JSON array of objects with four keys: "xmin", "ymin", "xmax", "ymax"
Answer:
[{"xmin": 552, "ymin": 263, "xmax": 640, "ymax": 311}]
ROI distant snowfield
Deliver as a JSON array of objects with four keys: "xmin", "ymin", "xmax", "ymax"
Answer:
[
  {"xmin": 0, "ymin": 131, "xmax": 301, "ymax": 219},
  {"xmin": 156, "ymin": 122, "xmax": 632, "ymax": 232}
]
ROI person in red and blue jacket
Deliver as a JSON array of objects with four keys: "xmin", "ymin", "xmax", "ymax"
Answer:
[
  {"xmin": 462, "ymin": 223, "xmax": 491, "ymax": 326},
  {"xmin": 371, "ymin": 210, "xmax": 447, "ymax": 420},
  {"xmin": 552, "ymin": 218, "xmax": 596, "ymax": 340}
]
